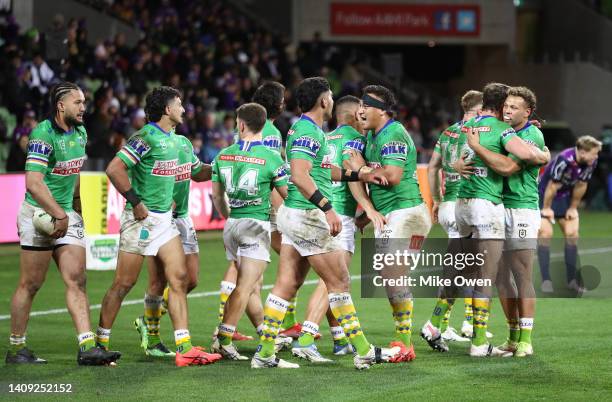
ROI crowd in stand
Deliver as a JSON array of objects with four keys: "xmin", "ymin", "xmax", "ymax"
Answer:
[{"xmin": 0, "ymin": 1, "xmax": 465, "ymax": 173}]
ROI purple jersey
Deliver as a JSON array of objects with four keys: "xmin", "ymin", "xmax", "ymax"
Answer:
[{"xmin": 539, "ymin": 147, "xmax": 597, "ymax": 199}]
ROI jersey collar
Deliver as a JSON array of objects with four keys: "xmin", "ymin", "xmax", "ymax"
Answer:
[
  {"xmin": 238, "ymin": 140, "xmax": 262, "ymax": 151},
  {"xmin": 148, "ymin": 122, "xmax": 172, "ymax": 136},
  {"xmin": 516, "ymin": 121, "xmax": 532, "ymax": 133},
  {"xmin": 299, "ymin": 114, "xmax": 321, "ymax": 129},
  {"xmin": 48, "ymin": 118, "xmax": 74, "ymax": 135},
  {"xmin": 374, "ymin": 118, "xmax": 395, "ymax": 136}
]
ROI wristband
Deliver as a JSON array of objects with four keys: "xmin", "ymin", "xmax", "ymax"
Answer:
[
  {"xmin": 340, "ymin": 168, "xmax": 360, "ymax": 182},
  {"xmin": 122, "ymin": 188, "xmax": 142, "ymax": 207},
  {"xmin": 308, "ymin": 190, "xmax": 333, "ymax": 212}
]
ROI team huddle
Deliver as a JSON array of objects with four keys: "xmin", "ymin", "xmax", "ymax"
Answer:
[{"xmin": 6, "ymin": 78, "xmax": 601, "ymax": 369}]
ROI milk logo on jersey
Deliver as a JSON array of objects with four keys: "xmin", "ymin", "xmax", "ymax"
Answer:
[
  {"xmin": 151, "ymin": 159, "xmax": 178, "ymax": 176},
  {"xmin": 523, "ymin": 139, "xmax": 536, "ymax": 147},
  {"xmin": 51, "ymin": 156, "xmax": 85, "ymax": 176},
  {"xmin": 263, "ymin": 135, "xmax": 282, "ymax": 151},
  {"xmin": 273, "ymin": 165, "xmax": 288, "ymax": 182},
  {"xmin": 291, "ymin": 136, "xmax": 321, "ymax": 157},
  {"xmin": 126, "ymin": 136, "xmax": 151, "ymax": 159},
  {"xmin": 28, "ymin": 139, "xmax": 53, "ymax": 157},
  {"xmin": 380, "ymin": 141, "xmax": 407, "ymax": 161},
  {"xmin": 343, "ymin": 138, "xmax": 365, "ymax": 153},
  {"xmin": 175, "ymin": 162, "xmax": 191, "ymax": 182},
  {"xmin": 501, "ymin": 128, "xmax": 516, "ymax": 139}
]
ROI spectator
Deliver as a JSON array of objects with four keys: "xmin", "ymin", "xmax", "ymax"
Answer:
[
  {"xmin": 27, "ymin": 53, "xmax": 55, "ymax": 96},
  {"xmin": 12, "ymin": 110, "xmax": 37, "ymax": 143},
  {"xmin": 201, "ymin": 132, "xmax": 228, "ymax": 163},
  {"xmin": 6, "ymin": 132, "xmax": 29, "ymax": 172}
]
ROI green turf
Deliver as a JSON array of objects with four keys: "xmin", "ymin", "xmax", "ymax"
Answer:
[{"xmin": 1, "ymin": 212, "xmax": 611, "ymax": 400}]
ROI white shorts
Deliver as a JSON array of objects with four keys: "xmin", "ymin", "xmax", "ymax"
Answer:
[
  {"xmin": 223, "ymin": 217, "xmax": 271, "ymax": 262},
  {"xmin": 175, "ymin": 216, "xmax": 199, "ymax": 255},
  {"xmin": 269, "ymin": 207, "xmax": 278, "ymax": 233},
  {"xmin": 504, "ymin": 208, "xmax": 541, "ymax": 251},
  {"xmin": 337, "ymin": 214, "xmax": 356, "ymax": 254},
  {"xmin": 278, "ymin": 205, "xmax": 340, "ymax": 257},
  {"xmin": 455, "ymin": 198, "xmax": 505, "ymax": 239},
  {"xmin": 374, "ymin": 203, "xmax": 432, "ymax": 252},
  {"xmin": 119, "ymin": 209, "xmax": 179, "ymax": 256},
  {"xmin": 18, "ymin": 202, "xmax": 86, "ymax": 249},
  {"xmin": 438, "ymin": 201, "xmax": 460, "ymax": 239}
]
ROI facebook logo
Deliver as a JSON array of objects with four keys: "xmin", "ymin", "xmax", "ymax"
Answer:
[
  {"xmin": 434, "ymin": 11, "xmax": 452, "ymax": 31},
  {"xmin": 456, "ymin": 10, "xmax": 477, "ymax": 32}
]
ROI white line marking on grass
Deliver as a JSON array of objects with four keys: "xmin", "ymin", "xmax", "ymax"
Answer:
[{"xmin": 0, "ymin": 275, "xmax": 362, "ymax": 321}]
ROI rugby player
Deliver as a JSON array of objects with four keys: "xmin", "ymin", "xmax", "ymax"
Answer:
[
  {"xmin": 421, "ymin": 90, "xmax": 483, "ymax": 351},
  {"xmin": 537, "ymin": 135, "xmax": 602, "ymax": 293},
  {"xmin": 455, "ymin": 82, "xmax": 549, "ymax": 357},
  {"xmin": 7, "ymin": 82, "xmax": 120, "ymax": 366},
  {"xmin": 97, "ymin": 86, "xmax": 221, "ymax": 366},
  {"xmin": 290, "ymin": 95, "xmax": 386, "ymax": 362},
  {"xmin": 210, "ymin": 103, "xmax": 289, "ymax": 361},
  {"xmin": 133, "ymin": 132, "xmax": 212, "ymax": 357},
  {"xmin": 251, "ymin": 77, "xmax": 399, "ymax": 370}
]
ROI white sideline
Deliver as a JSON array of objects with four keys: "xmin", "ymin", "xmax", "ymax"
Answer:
[
  {"xmin": 1, "ymin": 246, "xmax": 611, "ymax": 322},
  {"xmin": 0, "ymin": 275, "xmax": 362, "ymax": 321}
]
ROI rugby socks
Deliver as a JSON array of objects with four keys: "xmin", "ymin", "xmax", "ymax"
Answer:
[
  {"xmin": 281, "ymin": 296, "xmax": 298, "ymax": 330},
  {"xmin": 297, "ymin": 321, "xmax": 318, "ymax": 347},
  {"xmin": 218, "ymin": 281, "xmax": 236, "ymax": 323},
  {"xmin": 218, "ymin": 323, "xmax": 236, "ymax": 346},
  {"xmin": 174, "ymin": 329, "xmax": 192, "ymax": 354},
  {"xmin": 440, "ymin": 298, "xmax": 455, "ymax": 333},
  {"xmin": 430, "ymin": 298, "xmax": 450, "ymax": 329},
  {"xmin": 144, "ymin": 293, "xmax": 163, "ymax": 346},
  {"xmin": 389, "ymin": 292, "xmax": 413, "ymax": 347},
  {"xmin": 9, "ymin": 334, "xmax": 26, "ymax": 353},
  {"xmin": 78, "ymin": 331, "xmax": 96, "ymax": 352},
  {"xmin": 96, "ymin": 327, "xmax": 111, "ymax": 350},
  {"xmin": 329, "ymin": 292, "xmax": 370, "ymax": 356},
  {"xmin": 537, "ymin": 245, "xmax": 551, "ymax": 281},
  {"xmin": 464, "ymin": 297, "xmax": 474, "ymax": 324},
  {"xmin": 507, "ymin": 318, "xmax": 520, "ymax": 343},
  {"xmin": 331, "ymin": 326, "xmax": 349, "ymax": 347},
  {"xmin": 565, "ymin": 244, "xmax": 578, "ymax": 284},
  {"xmin": 472, "ymin": 296, "xmax": 490, "ymax": 347},
  {"xmin": 519, "ymin": 318, "xmax": 534, "ymax": 344},
  {"xmin": 256, "ymin": 323, "xmax": 265, "ymax": 338},
  {"xmin": 258, "ymin": 294, "xmax": 289, "ymax": 358}
]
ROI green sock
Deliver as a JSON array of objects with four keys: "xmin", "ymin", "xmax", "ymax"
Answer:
[
  {"xmin": 175, "ymin": 329, "xmax": 192, "ymax": 354},
  {"xmin": 297, "ymin": 332, "xmax": 314, "ymax": 347},
  {"xmin": 440, "ymin": 299, "xmax": 455, "ymax": 332},
  {"xmin": 218, "ymin": 323, "xmax": 235, "ymax": 346},
  {"xmin": 472, "ymin": 298, "xmax": 490, "ymax": 346},
  {"xmin": 144, "ymin": 294, "xmax": 163, "ymax": 346},
  {"xmin": 329, "ymin": 293, "xmax": 370, "ymax": 356},
  {"xmin": 464, "ymin": 297, "xmax": 473, "ymax": 324},
  {"xmin": 78, "ymin": 332, "xmax": 96, "ymax": 352},
  {"xmin": 507, "ymin": 318, "xmax": 520, "ymax": 342},
  {"xmin": 281, "ymin": 297, "xmax": 297, "ymax": 330},
  {"xmin": 430, "ymin": 298, "xmax": 449, "ymax": 329},
  {"xmin": 390, "ymin": 294, "xmax": 413, "ymax": 346},
  {"xmin": 9, "ymin": 334, "xmax": 26, "ymax": 353},
  {"xmin": 258, "ymin": 294, "xmax": 289, "ymax": 358},
  {"xmin": 519, "ymin": 318, "xmax": 533, "ymax": 344}
]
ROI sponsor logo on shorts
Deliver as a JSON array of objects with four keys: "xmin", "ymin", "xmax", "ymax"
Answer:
[
  {"xmin": 219, "ymin": 154, "xmax": 266, "ymax": 165},
  {"xmin": 519, "ymin": 229, "xmax": 527, "ymax": 238},
  {"xmin": 239, "ymin": 242, "xmax": 259, "ymax": 250},
  {"xmin": 151, "ymin": 159, "xmax": 178, "ymax": 176},
  {"xmin": 229, "ymin": 198, "xmax": 263, "ymax": 208},
  {"xmin": 51, "ymin": 157, "xmax": 85, "ymax": 176},
  {"xmin": 175, "ymin": 162, "xmax": 191, "ymax": 182}
]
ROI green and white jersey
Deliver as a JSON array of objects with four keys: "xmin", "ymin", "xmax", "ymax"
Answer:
[
  {"xmin": 25, "ymin": 119, "xmax": 87, "ymax": 211},
  {"xmin": 117, "ymin": 122, "xmax": 178, "ymax": 213},
  {"xmin": 174, "ymin": 135, "xmax": 203, "ymax": 218},
  {"xmin": 502, "ymin": 122, "xmax": 545, "ymax": 210},
  {"xmin": 433, "ymin": 121, "xmax": 464, "ymax": 202},
  {"xmin": 284, "ymin": 115, "xmax": 332, "ymax": 210},
  {"xmin": 212, "ymin": 140, "xmax": 288, "ymax": 220},
  {"xmin": 328, "ymin": 125, "xmax": 366, "ymax": 217},
  {"xmin": 457, "ymin": 115, "xmax": 517, "ymax": 204},
  {"xmin": 261, "ymin": 120, "xmax": 283, "ymax": 154},
  {"xmin": 365, "ymin": 119, "xmax": 422, "ymax": 215}
]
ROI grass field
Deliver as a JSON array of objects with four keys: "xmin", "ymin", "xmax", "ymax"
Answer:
[{"xmin": 1, "ymin": 212, "xmax": 611, "ymax": 401}]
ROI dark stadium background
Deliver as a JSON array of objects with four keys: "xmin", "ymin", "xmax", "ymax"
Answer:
[{"xmin": 0, "ymin": 0, "xmax": 611, "ymax": 207}]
